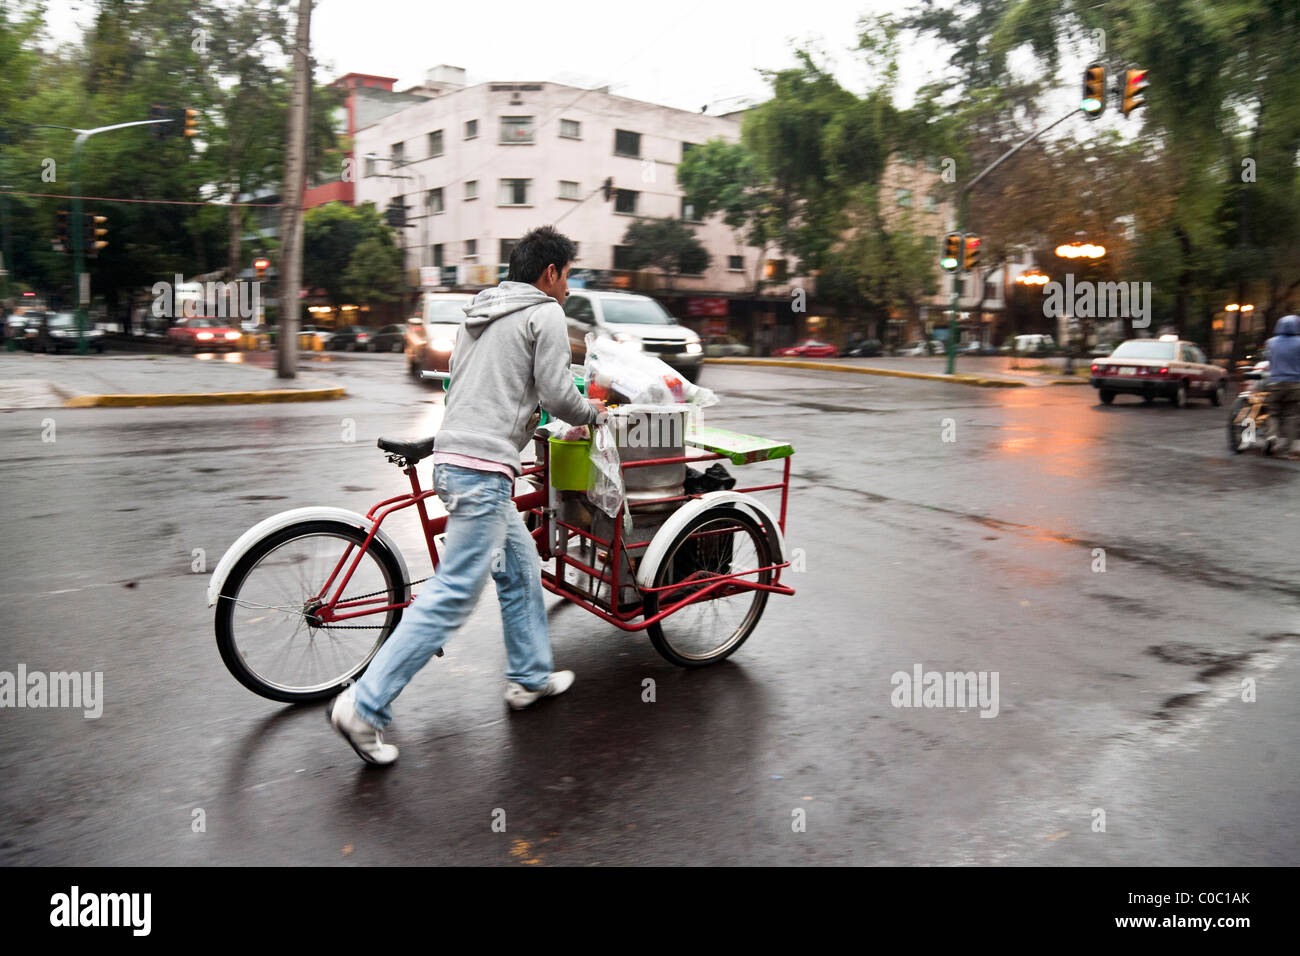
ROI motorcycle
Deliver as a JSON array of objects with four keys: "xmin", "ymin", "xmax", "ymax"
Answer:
[{"xmin": 1228, "ymin": 361, "xmax": 1279, "ymax": 454}]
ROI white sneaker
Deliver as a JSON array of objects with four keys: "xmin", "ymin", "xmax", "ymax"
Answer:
[
  {"xmin": 504, "ymin": 670, "xmax": 575, "ymax": 710},
  {"xmin": 328, "ymin": 687, "xmax": 398, "ymax": 765}
]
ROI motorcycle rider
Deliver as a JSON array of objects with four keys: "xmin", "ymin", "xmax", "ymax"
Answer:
[{"xmin": 1265, "ymin": 313, "xmax": 1300, "ymax": 460}]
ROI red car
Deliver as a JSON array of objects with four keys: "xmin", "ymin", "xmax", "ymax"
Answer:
[
  {"xmin": 166, "ymin": 317, "xmax": 243, "ymax": 352},
  {"xmin": 1089, "ymin": 336, "xmax": 1228, "ymax": 407},
  {"xmin": 775, "ymin": 339, "xmax": 838, "ymax": 358}
]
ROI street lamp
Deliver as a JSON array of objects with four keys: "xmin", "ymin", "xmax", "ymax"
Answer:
[{"xmin": 1054, "ymin": 240, "xmax": 1107, "ymax": 374}]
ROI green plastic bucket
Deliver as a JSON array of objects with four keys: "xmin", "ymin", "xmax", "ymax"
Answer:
[{"xmin": 548, "ymin": 437, "xmax": 592, "ymax": 490}]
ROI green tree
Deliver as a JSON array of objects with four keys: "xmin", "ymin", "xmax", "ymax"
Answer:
[
  {"xmin": 342, "ymin": 234, "xmax": 404, "ymax": 306},
  {"xmin": 620, "ymin": 217, "xmax": 711, "ymax": 289}
]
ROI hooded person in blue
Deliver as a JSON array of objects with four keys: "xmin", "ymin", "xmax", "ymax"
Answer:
[{"xmin": 1265, "ymin": 314, "xmax": 1300, "ymax": 458}]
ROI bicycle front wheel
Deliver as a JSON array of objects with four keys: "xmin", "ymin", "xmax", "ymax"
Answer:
[{"xmin": 215, "ymin": 520, "xmax": 407, "ymax": 703}]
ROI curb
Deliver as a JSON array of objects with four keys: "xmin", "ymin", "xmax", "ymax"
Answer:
[
  {"xmin": 702, "ymin": 357, "xmax": 1029, "ymax": 388},
  {"xmin": 63, "ymin": 385, "xmax": 346, "ymax": 408}
]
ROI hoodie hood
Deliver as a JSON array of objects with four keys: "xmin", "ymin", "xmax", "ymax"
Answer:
[
  {"xmin": 1274, "ymin": 314, "xmax": 1300, "ymax": 336},
  {"xmin": 462, "ymin": 281, "xmax": 554, "ymax": 338}
]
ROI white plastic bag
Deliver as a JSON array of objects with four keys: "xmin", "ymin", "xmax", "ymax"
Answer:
[{"xmin": 584, "ymin": 333, "xmax": 718, "ymax": 407}]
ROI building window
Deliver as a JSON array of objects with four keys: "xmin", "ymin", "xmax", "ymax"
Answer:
[
  {"xmin": 464, "ymin": 239, "xmax": 477, "ymax": 258},
  {"xmin": 924, "ymin": 193, "xmax": 939, "ymax": 213},
  {"xmin": 432, "ymin": 244, "xmax": 444, "ymax": 268},
  {"xmin": 727, "ymin": 255, "xmax": 744, "ymax": 271},
  {"xmin": 559, "ymin": 180, "xmax": 580, "ymax": 200},
  {"xmin": 498, "ymin": 179, "xmax": 531, "ymax": 206},
  {"xmin": 984, "ymin": 281, "xmax": 998, "ymax": 301},
  {"xmin": 614, "ymin": 189, "xmax": 637, "ymax": 214},
  {"xmin": 764, "ymin": 259, "xmax": 788, "ymax": 281},
  {"xmin": 427, "ymin": 187, "xmax": 444, "ymax": 214},
  {"xmin": 682, "ymin": 141, "xmax": 698, "ymax": 159},
  {"xmin": 896, "ymin": 188, "xmax": 912, "ymax": 208},
  {"xmin": 464, "ymin": 119, "xmax": 478, "ymax": 139},
  {"xmin": 924, "ymin": 156, "xmax": 940, "ymax": 172},
  {"xmin": 464, "ymin": 180, "xmax": 478, "ymax": 201},
  {"xmin": 428, "ymin": 130, "xmax": 443, "ymax": 157},
  {"xmin": 613, "ymin": 245, "xmax": 636, "ymax": 270},
  {"xmin": 614, "ymin": 129, "xmax": 641, "ymax": 158},
  {"xmin": 924, "ymin": 235, "xmax": 936, "ymax": 254},
  {"xmin": 572, "ymin": 241, "xmax": 580, "ymax": 260},
  {"xmin": 500, "ymin": 116, "xmax": 535, "ymax": 144},
  {"xmin": 560, "ymin": 119, "xmax": 581, "ymax": 139},
  {"xmin": 391, "ymin": 141, "xmax": 405, "ymax": 165},
  {"xmin": 681, "ymin": 198, "xmax": 700, "ymax": 222},
  {"xmin": 500, "ymin": 238, "xmax": 518, "ymax": 264},
  {"xmin": 364, "ymin": 155, "xmax": 377, "ymax": 177}
]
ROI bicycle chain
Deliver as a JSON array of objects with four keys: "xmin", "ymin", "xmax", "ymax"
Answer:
[{"xmin": 314, "ymin": 576, "xmax": 433, "ymax": 630}]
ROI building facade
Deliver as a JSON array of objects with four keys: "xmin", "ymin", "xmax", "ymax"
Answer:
[{"xmin": 348, "ymin": 76, "xmax": 796, "ymax": 338}]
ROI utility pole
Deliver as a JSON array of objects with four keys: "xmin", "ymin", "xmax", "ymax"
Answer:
[{"xmin": 277, "ymin": 0, "xmax": 312, "ymax": 379}]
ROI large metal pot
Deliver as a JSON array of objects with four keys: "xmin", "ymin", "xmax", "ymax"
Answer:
[{"xmin": 609, "ymin": 406, "xmax": 690, "ymax": 491}]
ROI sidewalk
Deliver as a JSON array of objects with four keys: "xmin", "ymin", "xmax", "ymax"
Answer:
[
  {"xmin": 704, "ymin": 354, "xmax": 1092, "ymax": 387},
  {"xmin": 0, "ymin": 352, "xmax": 345, "ymax": 409}
]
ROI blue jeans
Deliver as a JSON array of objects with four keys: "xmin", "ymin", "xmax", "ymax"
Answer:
[{"xmin": 352, "ymin": 463, "xmax": 553, "ymax": 729}]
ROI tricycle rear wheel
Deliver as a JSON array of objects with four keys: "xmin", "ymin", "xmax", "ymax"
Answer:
[{"xmin": 643, "ymin": 506, "xmax": 772, "ymax": 667}]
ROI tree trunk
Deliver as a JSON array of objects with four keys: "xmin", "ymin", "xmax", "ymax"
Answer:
[
  {"xmin": 227, "ymin": 193, "xmax": 242, "ymax": 283},
  {"xmin": 277, "ymin": 0, "xmax": 312, "ymax": 379}
]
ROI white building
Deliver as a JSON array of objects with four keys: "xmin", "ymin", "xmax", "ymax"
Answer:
[{"xmin": 352, "ymin": 72, "xmax": 792, "ymax": 301}]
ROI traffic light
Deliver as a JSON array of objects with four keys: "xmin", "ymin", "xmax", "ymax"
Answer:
[
  {"xmin": 1121, "ymin": 69, "xmax": 1148, "ymax": 118},
  {"xmin": 1082, "ymin": 63, "xmax": 1106, "ymax": 117},
  {"xmin": 940, "ymin": 233, "xmax": 962, "ymax": 273},
  {"xmin": 602, "ymin": 177, "xmax": 613, "ymax": 201},
  {"xmin": 85, "ymin": 214, "xmax": 108, "ymax": 257},
  {"xmin": 385, "ymin": 198, "xmax": 409, "ymax": 229},
  {"xmin": 183, "ymin": 108, "xmax": 200, "ymax": 137},
  {"xmin": 253, "ymin": 257, "xmax": 269, "ymax": 280},
  {"xmin": 963, "ymin": 234, "xmax": 981, "ymax": 272},
  {"xmin": 55, "ymin": 210, "xmax": 69, "ymax": 252}
]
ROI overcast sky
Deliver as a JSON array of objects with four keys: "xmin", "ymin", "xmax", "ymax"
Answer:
[{"xmin": 42, "ymin": 0, "xmax": 940, "ymax": 112}]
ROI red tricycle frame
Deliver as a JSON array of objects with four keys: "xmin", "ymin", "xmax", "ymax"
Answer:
[{"xmin": 306, "ymin": 440, "xmax": 796, "ymax": 633}]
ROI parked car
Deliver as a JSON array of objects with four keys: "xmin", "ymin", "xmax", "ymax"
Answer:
[
  {"xmin": 6, "ymin": 310, "xmax": 39, "ymax": 345},
  {"xmin": 898, "ymin": 340, "xmax": 940, "ymax": 357},
  {"xmin": 774, "ymin": 339, "xmax": 838, "ymax": 358},
  {"xmin": 703, "ymin": 334, "xmax": 751, "ymax": 357},
  {"xmin": 1089, "ymin": 335, "xmax": 1228, "ymax": 407},
  {"xmin": 370, "ymin": 324, "xmax": 408, "ymax": 354},
  {"xmin": 29, "ymin": 312, "xmax": 106, "ymax": 353},
  {"xmin": 1000, "ymin": 333, "xmax": 1056, "ymax": 354},
  {"xmin": 562, "ymin": 290, "xmax": 702, "ymax": 380},
  {"xmin": 299, "ymin": 324, "xmax": 334, "ymax": 349},
  {"xmin": 166, "ymin": 316, "xmax": 242, "ymax": 351},
  {"xmin": 843, "ymin": 338, "xmax": 882, "ymax": 357},
  {"xmin": 328, "ymin": 325, "xmax": 373, "ymax": 351},
  {"xmin": 408, "ymin": 292, "xmax": 475, "ymax": 379},
  {"xmin": 1089, "ymin": 341, "xmax": 1115, "ymax": 357}
]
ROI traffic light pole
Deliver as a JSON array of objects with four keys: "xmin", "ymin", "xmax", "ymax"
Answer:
[
  {"xmin": 946, "ymin": 106, "xmax": 1082, "ymax": 375},
  {"xmin": 37, "ymin": 119, "xmax": 174, "ymax": 353}
]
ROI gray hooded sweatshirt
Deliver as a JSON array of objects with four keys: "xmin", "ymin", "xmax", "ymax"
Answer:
[{"xmin": 434, "ymin": 281, "xmax": 597, "ymax": 475}]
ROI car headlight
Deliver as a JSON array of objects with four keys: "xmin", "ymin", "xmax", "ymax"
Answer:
[
  {"xmin": 430, "ymin": 337, "xmax": 455, "ymax": 352},
  {"xmin": 685, "ymin": 342, "xmax": 703, "ymax": 355},
  {"xmin": 196, "ymin": 332, "xmax": 214, "ymax": 340},
  {"xmin": 612, "ymin": 333, "xmax": 642, "ymax": 351},
  {"xmin": 224, "ymin": 331, "xmax": 241, "ymax": 340}
]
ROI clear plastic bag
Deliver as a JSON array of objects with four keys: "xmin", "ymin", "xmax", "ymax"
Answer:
[
  {"xmin": 584, "ymin": 333, "xmax": 718, "ymax": 407},
  {"xmin": 586, "ymin": 420, "xmax": 631, "ymax": 533}
]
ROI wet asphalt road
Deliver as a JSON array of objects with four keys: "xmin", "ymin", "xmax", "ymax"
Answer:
[{"xmin": 1, "ymin": 353, "xmax": 1297, "ymax": 865}]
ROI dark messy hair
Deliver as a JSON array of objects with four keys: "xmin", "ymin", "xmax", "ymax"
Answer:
[{"xmin": 508, "ymin": 225, "xmax": 577, "ymax": 283}]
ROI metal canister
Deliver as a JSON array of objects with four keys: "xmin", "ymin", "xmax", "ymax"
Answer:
[{"xmin": 609, "ymin": 406, "xmax": 689, "ymax": 491}]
